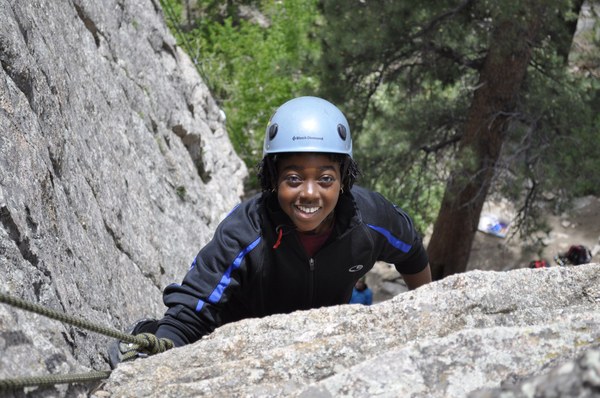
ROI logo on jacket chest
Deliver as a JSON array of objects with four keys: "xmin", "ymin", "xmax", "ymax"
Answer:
[{"xmin": 348, "ymin": 264, "xmax": 364, "ymax": 272}]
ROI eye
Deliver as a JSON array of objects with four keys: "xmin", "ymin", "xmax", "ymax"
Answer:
[
  {"xmin": 319, "ymin": 175, "xmax": 336, "ymax": 186},
  {"xmin": 283, "ymin": 174, "xmax": 302, "ymax": 186}
]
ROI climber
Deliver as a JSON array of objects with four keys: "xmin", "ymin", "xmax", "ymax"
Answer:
[
  {"xmin": 349, "ymin": 277, "xmax": 373, "ymax": 305},
  {"xmin": 110, "ymin": 96, "xmax": 431, "ymax": 366}
]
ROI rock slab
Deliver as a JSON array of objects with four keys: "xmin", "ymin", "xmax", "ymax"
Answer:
[
  {"xmin": 96, "ymin": 264, "xmax": 600, "ymax": 398},
  {"xmin": 0, "ymin": 1, "xmax": 246, "ymax": 395}
]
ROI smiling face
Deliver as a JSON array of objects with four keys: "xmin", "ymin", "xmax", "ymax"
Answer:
[{"xmin": 276, "ymin": 153, "xmax": 342, "ymax": 233}]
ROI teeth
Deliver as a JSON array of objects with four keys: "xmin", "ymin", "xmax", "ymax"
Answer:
[{"xmin": 297, "ymin": 205, "xmax": 319, "ymax": 214}]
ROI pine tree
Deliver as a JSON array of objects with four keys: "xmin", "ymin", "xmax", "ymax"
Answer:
[{"xmin": 318, "ymin": 0, "xmax": 598, "ymax": 278}]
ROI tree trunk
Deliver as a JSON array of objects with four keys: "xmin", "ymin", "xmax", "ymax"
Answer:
[{"xmin": 427, "ymin": 7, "xmax": 543, "ymax": 280}]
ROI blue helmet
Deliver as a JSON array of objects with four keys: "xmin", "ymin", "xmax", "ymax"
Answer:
[{"xmin": 263, "ymin": 96, "xmax": 352, "ymax": 157}]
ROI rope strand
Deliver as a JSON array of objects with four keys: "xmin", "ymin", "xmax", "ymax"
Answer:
[
  {"xmin": 0, "ymin": 371, "xmax": 111, "ymax": 390},
  {"xmin": 0, "ymin": 291, "xmax": 141, "ymax": 345},
  {"xmin": 0, "ymin": 291, "xmax": 173, "ymax": 391}
]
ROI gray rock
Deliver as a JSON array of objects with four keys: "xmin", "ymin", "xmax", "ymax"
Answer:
[
  {"xmin": 470, "ymin": 348, "xmax": 600, "ymax": 398},
  {"xmin": 2, "ymin": 2, "xmax": 599, "ymax": 398},
  {"xmin": 0, "ymin": 0, "xmax": 245, "ymax": 394},
  {"xmin": 96, "ymin": 264, "xmax": 600, "ymax": 397}
]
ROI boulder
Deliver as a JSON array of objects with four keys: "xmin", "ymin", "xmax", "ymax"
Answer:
[{"xmin": 95, "ymin": 264, "xmax": 600, "ymax": 398}]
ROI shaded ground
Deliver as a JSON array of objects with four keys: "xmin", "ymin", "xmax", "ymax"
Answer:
[
  {"xmin": 467, "ymin": 195, "xmax": 600, "ymax": 271},
  {"xmin": 368, "ymin": 195, "xmax": 600, "ymax": 303}
]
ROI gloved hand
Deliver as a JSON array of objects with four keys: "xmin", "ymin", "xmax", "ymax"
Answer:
[{"xmin": 108, "ymin": 318, "xmax": 173, "ymax": 369}]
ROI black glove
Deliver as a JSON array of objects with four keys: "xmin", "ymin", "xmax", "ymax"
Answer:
[{"xmin": 108, "ymin": 318, "xmax": 173, "ymax": 369}]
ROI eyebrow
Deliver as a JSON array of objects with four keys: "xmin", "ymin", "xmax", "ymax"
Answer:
[{"xmin": 281, "ymin": 164, "xmax": 337, "ymax": 172}]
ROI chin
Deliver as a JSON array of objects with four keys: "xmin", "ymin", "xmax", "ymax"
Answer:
[{"xmin": 295, "ymin": 223, "xmax": 319, "ymax": 232}]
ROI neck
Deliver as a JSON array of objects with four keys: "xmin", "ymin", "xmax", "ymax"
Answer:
[{"xmin": 301, "ymin": 211, "xmax": 335, "ymax": 235}]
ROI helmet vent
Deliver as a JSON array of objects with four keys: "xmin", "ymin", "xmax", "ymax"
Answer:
[
  {"xmin": 337, "ymin": 124, "xmax": 347, "ymax": 141},
  {"xmin": 268, "ymin": 123, "xmax": 278, "ymax": 140}
]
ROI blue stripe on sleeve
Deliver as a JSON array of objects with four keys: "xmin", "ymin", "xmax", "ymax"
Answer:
[
  {"xmin": 189, "ymin": 257, "xmax": 197, "ymax": 270},
  {"xmin": 367, "ymin": 224, "xmax": 412, "ymax": 253},
  {"xmin": 195, "ymin": 236, "xmax": 262, "ymax": 311}
]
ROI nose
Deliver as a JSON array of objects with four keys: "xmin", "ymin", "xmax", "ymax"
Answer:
[{"xmin": 301, "ymin": 180, "xmax": 318, "ymax": 200}]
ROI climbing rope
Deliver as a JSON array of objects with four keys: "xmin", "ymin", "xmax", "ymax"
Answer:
[
  {"xmin": 0, "ymin": 291, "xmax": 173, "ymax": 391},
  {"xmin": 0, "ymin": 292, "xmax": 140, "ymax": 344},
  {"xmin": 118, "ymin": 332, "xmax": 174, "ymax": 362},
  {"xmin": 0, "ymin": 371, "xmax": 112, "ymax": 390}
]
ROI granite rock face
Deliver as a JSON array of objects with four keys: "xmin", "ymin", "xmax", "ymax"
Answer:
[
  {"xmin": 2, "ymin": 2, "xmax": 600, "ymax": 398},
  {"xmin": 96, "ymin": 264, "xmax": 600, "ymax": 398},
  {"xmin": 0, "ymin": 1, "xmax": 246, "ymax": 395}
]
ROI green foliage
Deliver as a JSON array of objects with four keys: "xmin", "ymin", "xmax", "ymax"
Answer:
[
  {"xmin": 159, "ymin": 0, "xmax": 599, "ymax": 240},
  {"xmin": 319, "ymin": 0, "xmax": 599, "ymax": 237},
  {"xmin": 510, "ymin": 70, "xmax": 600, "ymax": 198},
  {"xmin": 160, "ymin": 0, "xmax": 320, "ymax": 188},
  {"xmin": 353, "ymin": 81, "xmax": 469, "ymax": 232},
  {"xmin": 499, "ymin": 70, "xmax": 600, "ymax": 238}
]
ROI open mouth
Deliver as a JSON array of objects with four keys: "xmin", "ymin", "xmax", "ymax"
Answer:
[{"xmin": 295, "ymin": 204, "xmax": 320, "ymax": 214}]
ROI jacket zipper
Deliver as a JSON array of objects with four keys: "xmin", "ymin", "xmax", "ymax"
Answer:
[{"xmin": 308, "ymin": 258, "xmax": 315, "ymax": 305}]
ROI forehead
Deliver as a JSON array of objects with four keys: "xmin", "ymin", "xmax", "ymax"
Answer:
[{"xmin": 277, "ymin": 153, "xmax": 340, "ymax": 171}]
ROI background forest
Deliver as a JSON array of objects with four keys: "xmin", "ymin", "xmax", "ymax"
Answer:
[{"xmin": 160, "ymin": 0, "xmax": 600, "ymax": 279}]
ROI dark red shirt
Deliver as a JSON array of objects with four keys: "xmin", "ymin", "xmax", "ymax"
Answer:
[{"xmin": 297, "ymin": 226, "xmax": 333, "ymax": 258}]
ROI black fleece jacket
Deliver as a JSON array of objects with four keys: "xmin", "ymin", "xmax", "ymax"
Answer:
[{"xmin": 156, "ymin": 185, "xmax": 428, "ymax": 346}]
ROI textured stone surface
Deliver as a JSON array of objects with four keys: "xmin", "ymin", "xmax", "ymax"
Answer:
[
  {"xmin": 470, "ymin": 348, "xmax": 600, "ymax": 398},
  {"xmin": 2, "ymin": 2, "xmax": 599, "ymax": 398},
  {"xmin": 96, "ymin": 264, "xmax": 600, "ymax": 397},
  {"xmin": 0, "ymin": 0, "xmax": 245, "ymax": 395}
]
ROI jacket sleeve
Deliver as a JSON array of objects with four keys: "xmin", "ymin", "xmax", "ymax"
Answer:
[
  {"xmin": 156, "ymin": 203, "xmax": 262, "ymax": 346},
  {"xmin": 364, "ymin": 191, "xmax": 429, "ymax": 275}
]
